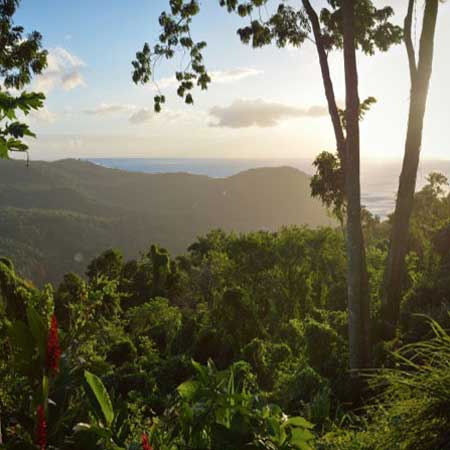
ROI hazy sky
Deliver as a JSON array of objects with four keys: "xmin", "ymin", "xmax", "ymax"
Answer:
[{"xmin": 15, "ymin": 0, "xmax": 450, "ymax": 161}]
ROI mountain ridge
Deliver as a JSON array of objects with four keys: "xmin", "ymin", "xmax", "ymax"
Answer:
[{"xmin": 0, "ymin": 158, "xmax": 334, "ymax": 284}]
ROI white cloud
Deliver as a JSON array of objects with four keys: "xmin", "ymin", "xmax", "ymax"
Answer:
[
  {"xmin": 35, "ymin": 47, "xmax": 86, "ymax": 93},
  {"xmin": 61, "ymin": 71, "xmax": 85, "ymax": 90},
  {"xmin": 209, "ymin": 99, "xmax": 328, "ymax": 128},
  {"xmin": 150, "ymin": 76, "xmax": 178, "ymax": 91},
  {"xmin": 82, "ymin": 103, "xmax": 183, "ymax": 125},
  {"xmin": 129, "ymin": 108, "xmax": 154, "ymax": 125},
  {"xmin": 128, "ymin": 107, "xmax": 195, "ymax": 125},
  {"xmin": 30, "ymin": 107, "xmax": 57, "ymax": 123},
  {"xmin": 84, "ymin": 103, "xmax": 136, "ymax": 116},
  {"xmin": 67, "ymin": 137, "xmax": 85, "ymax": 150},
  {"xmin": 210, "ymin": 68, "xmax": 263, "ymax": 83},
  {"xmin": 149, "ymin": 67, "xmax": 262, "ymax": 91}
]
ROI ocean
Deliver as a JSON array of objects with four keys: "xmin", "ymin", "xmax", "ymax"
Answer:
[{"xmin": 88, "ymin": 158, "xmax": 450, "ymax": 219}]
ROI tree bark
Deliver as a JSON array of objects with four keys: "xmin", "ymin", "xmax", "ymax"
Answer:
[
  {"xmin": 383, "ymin": 0, "xmax": 439, "ymax": 335},
  {"xmin": 303, "ymin": 0, "xmax": 370, "ymax": 369},
  {"xmin": 342, "ymin": 0, "xmax": 370, "ymax": 370}
]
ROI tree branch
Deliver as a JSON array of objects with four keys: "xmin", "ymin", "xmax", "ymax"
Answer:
[
  {"xmin": 404, "ymin": 0, "xmax": 417, "ymax": 83},
  {"xmin": 302, "ymin": 0, "xmax": 346, "ymax": 161}
]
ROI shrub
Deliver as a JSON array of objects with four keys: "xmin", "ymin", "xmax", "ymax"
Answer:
[
  {"xmin": 304, "ymin": 318, "xmax": 347, "ymax": 379},
  {"xmin": 366, "ymin": 317, "xmax": 450, "ymax": 450}
]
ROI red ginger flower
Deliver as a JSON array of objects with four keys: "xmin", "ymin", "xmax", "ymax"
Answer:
[
  {"xmin": 46, "ymin": 314, "xmax": 61, "ymax": 376},
  {"xmin": 141, "ymin": 432, "xmax": 153, "ymax": 450},
  {"xmin": 35, "ymin": 404, "xmax": 47, "ymax": 450}
]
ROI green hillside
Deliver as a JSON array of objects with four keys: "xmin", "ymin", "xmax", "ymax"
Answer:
[{"xmin": 0, "ymin": 159, "xmax": 334, "ymax": 284}]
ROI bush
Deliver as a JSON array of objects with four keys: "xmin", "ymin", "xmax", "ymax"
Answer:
[
  {"xmin": 321, "ymin": 318, "xmax": 450, "ymax": 450},
  {"xmin": 367, "ymin": 318, "xmax": 450, "ymax": 450},
  {"xmin": 272, "ymin": 364, "xmax": 326, "ymax": 411},
  {"xmin": 106, "ymin": 338, "xmax": 137, "ymax": 367},
  {"xmin": 304, "ymin": 318, "xmax": 347, "ymax": 379}
]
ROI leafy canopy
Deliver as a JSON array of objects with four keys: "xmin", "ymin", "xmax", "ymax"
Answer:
[
  {"xmin": 0, "ymin": 0, "xmax": 47, "ymax": 159},
  {"xmin": 132, "ymin": 0, "xmax": 402, "ymax": 111}
]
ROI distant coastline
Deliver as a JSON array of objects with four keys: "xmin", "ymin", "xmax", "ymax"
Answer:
[
  {"xmin": 87, "ymin": 157, "xmax": 315, "ymax": 178},
  {"xmin": 87, "ymin": 158, "xmax": 450, "ymax": 219}
]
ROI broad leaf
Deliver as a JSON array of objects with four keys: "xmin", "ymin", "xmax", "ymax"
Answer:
[
  {"xmin": 283, "ymin": 416, "xmax": 314, "ymax": 429},
  {"xmin": 26, "ymin": 306, "xmax": 47, "ymax": 365},
  {"xmin": 84, "ymin": 370, "xmax": 114, "ymax": 426},
  {"xmin": 177, "ymin": 379, "xmax": 199, "ymax": 400},
  {"xmin": 290, "ymin": 427, "xmax": 315, "ymax": 450}
]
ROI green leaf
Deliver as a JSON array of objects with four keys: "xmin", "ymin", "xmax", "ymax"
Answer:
[
  {"xmin": 191, "ymin": 359, "xmax": 208, "ymax": 382},
  {"xmin": 42, "ymin": 375, "xmax": 49, "ymax": 404},
  {"xmin": 267, "ymin": 417, "xmax": 281, "ymax": 440},
  {"xmin": 7, "ymin": 138, "xmax": 29, "ymax": 152},
  {"xmin": 84, "ymin": 370, "xmax": 114, "ymax": 426},
  {"xmin": 289, "ymin": 427, "xmax": 315, "ymax": 449},
  {"xmin": 26, "ymin": 305, "xmax": 47, "ymax": 365},
  {"xmin": 283, "ymin": 416, "xmax": 314, "ymax": 429},
  {"xmin": 177, "ymin": 380, "xmax": 199, "ymax": 400},
  {"xmin": 227, "ymin": 369, "xmax": 235, "ymax": 398}
]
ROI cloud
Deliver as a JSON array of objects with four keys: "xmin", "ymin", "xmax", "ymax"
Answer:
[
  {"xmin": 209, "ymin": 99, "xmax": 328, "ymax": 128},
  {"xmin": 61, "ymin": 71, "xmax": 85, "ymax": 90},
  {"xmin": 149, "ymin": 67, "xmax": 262, "ymax": 91},
  {"xmin": 210, "ymin": 68, "xmax": 263, "ymax": 83},
  {"xmin": 83, "ymin": 103, "xmax": 183, "ymax": 125},
  {"xmin": 84, "ymin": 103, "xmax": 136, "ymax": 116},
  {"xmin": 30, "ymin": 106, "xmax": 57, "ymax": 123},
  {"xmin": 128, "ymin": 107, "xmax": 186, "ymax": 125},
  {"xmin": 67, "ymin": 137, "xmax": 85, "ymax": 150},
  {"xmin": 129, "ymin": 108, "xmax": 154, "ymax": 125},
  {"xmin": 150, "ymin": 76, "xmax": 178, "ymax": 91},
  {"xmin": 35, "ymin": 47, "xmax": 86, "ymax": 93}
]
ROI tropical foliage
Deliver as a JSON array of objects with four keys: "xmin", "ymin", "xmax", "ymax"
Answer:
[
  {"xmin": 1, "ymin": 176, "xmax": 450, "ymax": 449},
  {"xmin": 0, "ymin": 0, "xmax": 47, "ymax": 158},
  {"xmin": 1, "ymin": 1, "xmax": 449, "ymax": 449}
]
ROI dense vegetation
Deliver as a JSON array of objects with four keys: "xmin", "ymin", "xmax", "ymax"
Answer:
[
  {"xmin": 1, "ymin": 173, "xmax": 450, "ymax": 449},
  {"xmin": 134, "ymin": 0, "xmax": 440, "ymax": 373},
  {"xmin": 1, "ymin": 0, "xmax": 449, "ymax": 449},
  {"xmin": 0, "ymin": 159, "xmax": 334, "ymax": 285}
]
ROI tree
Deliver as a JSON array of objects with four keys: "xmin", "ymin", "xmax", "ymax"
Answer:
[
  {"xmin": 86, "ymin": 248, "xmax": 124, "ymax": 282},
  {"xmin": 383, "ymin": 0, "xmax": 440, "ymax": 335},
  {"xmin": 132, "ymin": 0, "xmax": 402, "ymax": 369},
  {"xmin": 310, "ymin": 151, "xmax": 345, "ymax": 225},
  {"xmin": 0, "ymin": 0, "xmax": 47, "ymax": 159},
  {"xmin": 341, "ymin": 0, "xmax": 370, "ymax": 370}
]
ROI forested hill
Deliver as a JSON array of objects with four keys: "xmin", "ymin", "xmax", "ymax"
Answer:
[{"xmin": 0, "ymin": 158, "xmax": 334, "ymax": 285}]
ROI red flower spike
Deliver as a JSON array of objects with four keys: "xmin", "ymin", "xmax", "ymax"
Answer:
[
  {"xmin": 46, "ymin": 314, "xmax": 61, "ymax": 376},
  {"xmin": 141, "ymin": 432, "xmax": 153, "ymax": 450},
  {"xmin": 35, "ymin": 404, "xmax": 47, "ymax": 450}
]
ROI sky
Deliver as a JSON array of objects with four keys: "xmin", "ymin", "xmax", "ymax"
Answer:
[{"xmin": 13, "ymin": 0, "xmax": 450, "ymax": 161}]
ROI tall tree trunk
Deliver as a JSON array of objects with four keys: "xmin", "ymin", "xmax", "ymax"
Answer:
[
  {"xmin": 383, "ymin": 0, "xmax": 439, "ymax": 335},
  {"xmin": 342, "ymin": 0, "xmax": 370, "ymax": 370},
  {"xmin": 304, "ymin": 0, "xmax": 370, "ymax": 369}
]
